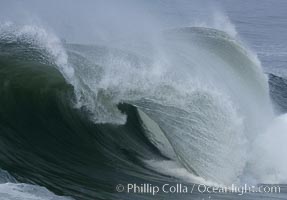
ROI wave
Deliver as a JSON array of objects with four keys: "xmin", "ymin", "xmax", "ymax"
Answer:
[
  {"xmin": 67, "ymin": 26, "xmax": 274, "ymax": 184},
  {"xmin": 0, "ymin": 23, "xmax": 284, "ymax": 199}
]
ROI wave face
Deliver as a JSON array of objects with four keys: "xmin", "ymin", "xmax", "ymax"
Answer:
[{"xmin": 0, "ymin": 23, "xmax": 277, "ymax": 199}]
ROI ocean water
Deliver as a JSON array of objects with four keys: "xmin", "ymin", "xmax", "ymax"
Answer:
[
  {"xmin": 222, "ymin": 0, "xmax": 287, "ymax": 77},
  {"xmin": 0, "ymin": 0, "xmax": 287, "ymax": 200}
]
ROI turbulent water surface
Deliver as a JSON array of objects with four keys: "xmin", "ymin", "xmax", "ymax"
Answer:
[{"xmin": 1, "ymin": 0, "xmax": 287, "ymax": 200}]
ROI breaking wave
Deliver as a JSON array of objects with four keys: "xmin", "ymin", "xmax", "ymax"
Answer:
[{"xmin": 0, "ymin": 22, "xmax": 285, "ymax": 199}]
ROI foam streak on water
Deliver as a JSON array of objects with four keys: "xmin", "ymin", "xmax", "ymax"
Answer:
[{"xmin": 0, "ymin": 170, "xmax": 72, "ymax": 200}]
